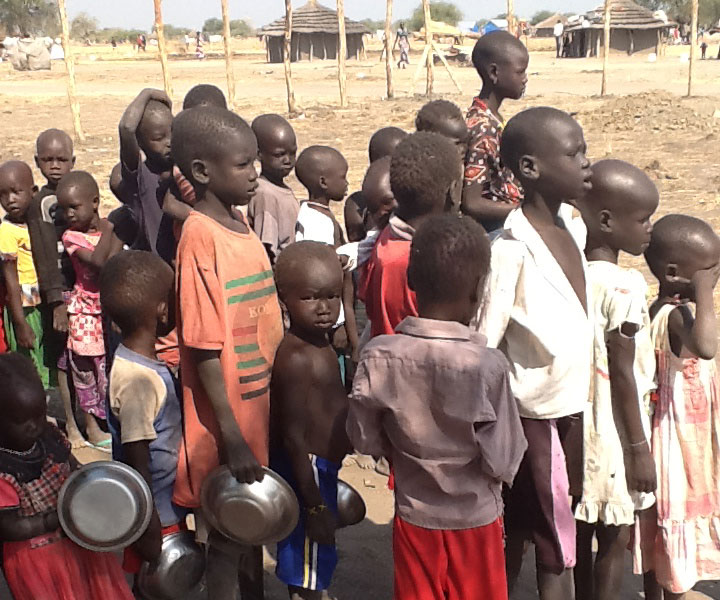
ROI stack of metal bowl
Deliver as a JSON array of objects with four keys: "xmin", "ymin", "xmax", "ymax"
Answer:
[{"xmin": 137, "ymin": 530, "xmax": 205, "ymax": 600}]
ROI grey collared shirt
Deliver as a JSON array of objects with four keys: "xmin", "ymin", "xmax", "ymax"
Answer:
[{"xmin": 348, "ymin": 316, "xmax": 527, "ymax": 530}]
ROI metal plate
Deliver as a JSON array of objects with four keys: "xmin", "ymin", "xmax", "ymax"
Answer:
[
  {"xmin": 337, "ymin": 479, "xmax": 366, "ymax": 528},
  {"xmin": 200, "ymin": 466, "xmax": 299, "ymax": 545},
  {"xmin": 57, "ymin": 461, "xmax": 153, "ymax": 552},
  {"xmin": 137, "ymin": 531, "xmax": 205, "ymax": 600}
]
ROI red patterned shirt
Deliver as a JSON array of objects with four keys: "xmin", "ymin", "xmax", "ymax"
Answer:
[{"xmin": 464, "ymin": 97, "xmax": 523, "ymax": 206}]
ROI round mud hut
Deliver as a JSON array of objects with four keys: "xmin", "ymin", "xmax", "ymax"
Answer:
[{"xmin": 259, "ymin": 0, "xmax": 370, "ymax": 63}]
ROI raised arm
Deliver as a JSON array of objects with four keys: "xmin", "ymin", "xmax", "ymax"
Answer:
[
  {"xmin": 119, "ymin": 89, "xmax": 171, "ymax": 173},
  {"xmin": 65, "ymin": 220, "xmax": 120, "ymax": 271}
]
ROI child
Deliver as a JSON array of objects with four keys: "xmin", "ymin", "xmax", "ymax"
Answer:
[
  {"xmin": 118, "ymin": 88, "xmax": 173, "ymax": 255},
  {"xmin": 464, "ymin": 31, "xmax": 528, "ymax": 232},
  {"xmin": 294, "ymin": 146, "xmax": 358, "ymax": 370},
  {"xmin": 0, "ymin": 161, "xmax": 55, "ymax": 389},
  {"xmin": 183, "ymin": 83, "xmax": 227, "ymax": 110},
  {"xmin": 100, "ymin": 250, "xmax": 187, "ymax": 571},
  {"xmin": 475, "ymin": 107, "xmax": 593, "ymax": 599},
  {"xmin": 0, "ymin": 352, "xmax": 134, "ymax": 600},
  {"xmin": 344, "ymin": 126, "xmax": 407, "ymax": 243},
  {"xmin": 171, "ymin": 106, "xmax": 284, "ymax": 600},
  {"xmin": 641, "ymin": 215, "xmax": 720, "ymax": 599},
  {"xmin": 574, "ymin": 160, "xmax": 659, "ymax": 600},
  {"xmin": 270, "ymin": 241, "xmax": 352, "ymax": 599},
  {"xmin": 348, "ymin": 214, "xmax": 526, "ymax": 600},
  {"xmin": 247, "ymin": 114, "xmax": 300, "ymax": 264},
  {"xmin": 57, "ymin": 171, "xmax": 122, "ymax": 449},
  {"xmin": 359, "ymin": 132, "xmax": 463, "ymax": 339},
  {"xmin": 415, "ymin": 99, "xmax": 470, "ymax": 160}
]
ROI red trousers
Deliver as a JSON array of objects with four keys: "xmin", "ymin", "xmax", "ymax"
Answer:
[{"xmin": 393, "ymin": 516, "xmax": 508, "ymax": 600}]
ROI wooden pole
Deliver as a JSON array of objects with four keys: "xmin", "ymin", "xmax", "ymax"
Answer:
[
  {"xmin": 337, "ymin": 0, "xmax": 348, "ymax": 107},
  {"xmin": 153, "ymin": 0, "xmax": 173, "ymax": 99},
  {"xmin": 422, "ymin": 0, "xmax": 433, "ymax": 96},
  {"xmin": 221, "ymin": 0, "xmax": 236, "ymax": 110},
  {"xmin": 507, "ymin": 0, "xmax": 515, "ymax": 37},
  {"xmin": 283, "ymin": 0, "xmax": 298, "ymax": 114},
  {"xmin": 600, "ymin": 0, "xmax": 611, "ymax": 95},
  {"xmin": 384, "ymin": 0, "xmax": 394, "ymax": 99},
  {"xmin": 57, "ymin": 0, "xmax": 84, "ymax": 142},
  {"xmin": 432, "ymin": 41, "xmax": 463, "ymax": 93},
  {"xmin": 688, "ymin": 0, "xmax": 698, "ymax": 96}
]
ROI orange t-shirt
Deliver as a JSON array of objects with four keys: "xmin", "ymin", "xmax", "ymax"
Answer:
[{"xmin": 172, "ymin": 211, "xmax": 283, "ymax": 508}]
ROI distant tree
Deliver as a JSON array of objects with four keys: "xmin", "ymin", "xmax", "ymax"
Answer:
[
  {"xmin": 70, "ymin": 12, "xmax": 99, "ymax": 40},
  {"xmin": 635, "ymin": 0, "xmax": 720, "ymax": 26},
  {"xmin": 202, "ymin": 17, "xmax": 224, "ymax": 34},
  {"xmin": 0, "ymin": 0, "xmax": 59, "ymax": 36},
  {"xmin": 95, "ymin": 28, "xmax": 146, "ymax": 43},
  {"xmin": 408, "ymin": 1, "xmax": 463, "ymax": 31},
  {"xmin": 361, "ymin": 18, "xmax": 385, "ymax": 32},
  {"xmin": 161, "ymin": 24, "xmax": 187, "ymax": 38},
  {"xmin": 229, "ymin": 19, "xmax": 253, "ymax": 36},
  {"xmin": 531, "ymin": 10, "xmax": 555, "ymax": 25}
]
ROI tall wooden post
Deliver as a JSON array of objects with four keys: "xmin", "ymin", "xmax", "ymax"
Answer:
[
  {"xmin": 600, "ymin": 0, "xmax": 612, "ymax": 95},
  {"xmin": 688, "ymin": 0, "xmax": 698, "ymax": 96},
  {"xmin": 57, "ymin": 0, "xmax": 84, "ymax": 141},
  {"xmin": 221, "ymin": 0, "xmax": 236, "ymax": 110},
  {"xmin": 384, "ymin": 0, "xmax": 394, "ymax": 99},
  {"xmin": 507, "ymin": 0, "xmax": 515, "ymax": 37},
  {"xmin": 283, "ymin": 0, "xmax": 297, "ymax": 114},
  {"xmin": 422, "ymin": 0, "xmax": 434, "ymax": 96},
  {"xmin": 153, "ymin": 0, "xmax": 173, "ymax": 99},
  {"xmin": 337, "ymin": 0, "xmax": 348, "ymax": 107}
]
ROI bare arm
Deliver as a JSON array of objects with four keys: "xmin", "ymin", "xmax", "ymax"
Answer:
[
  {"xmin": 0, "ymin": 508, "xmax": 59, "ymax": 542},
  {"xmin": 343, "ymin": 272, "xmax": 359, "ymax": 361},
  {"xmin": 67, "ymin": 220, "xmax": 120, "ymax": 271},
  {"xmin": 461, "ymin": 183, "xmax": 515, "ymax": 226},
  {"xmin": 607, "ymin": 327, "xmax": 656, "ymax": 494},
  {"xmin": 124, "ymin": 440, "xmax": 162, "ymax": 562},
  {"xmin": 162, "ymin": 184, "xmax": 192, "ymax": 222},
  {"xmin": 119, "ymin": 89, "xmax": 171, "ymax": 173},
  {"xmin": 2, "ymin": 259, "xmax": 34, "ymax": 349},
  {"xmin": 192, "ymin": 349, "xmax": 263, "ymax": 483}
]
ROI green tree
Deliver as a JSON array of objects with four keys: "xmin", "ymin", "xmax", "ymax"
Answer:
[
  {"xmin": 202, "ymin": 17, "xmax": 223, "ymax": 34},
  {"xmin": 531, "ymin": 10, "xmax": 555, "ymax": 25},
  {"xmin": 361, "ymin": 18, "xmax": 385, "ymax": 32},
  {"xmin": 161, "ymin": 24, "xmax": 187, "ymax": 38},
  {"xmin": 70, "ymin": 12, "xmax": 98, "ymax": 40},
  {"xmin": 230, "ymin": 19, "xmax": 253, "ymax": 36},
  {"xmin": 408, "ymin": 1, "xmax": 463, "ymax": 31},
  {"xmin": 0, "ymin": 0, "xmax": 59, "ymax": 36}
]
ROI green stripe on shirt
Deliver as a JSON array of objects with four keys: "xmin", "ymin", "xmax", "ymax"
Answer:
[
  {"xmin": 234, "ymin": 343, "xmax": 260, "ymax": 354},
  {"xmin": 225, "ymin": 270, "xmax": 274, "ymax": 290},
  {"xmin": 228, "ymin": 285, "xmax": 276, "ymax": 304},
  {"xmin": 236, "ymin": 357, "xmax": 267, "ymax": 370}
]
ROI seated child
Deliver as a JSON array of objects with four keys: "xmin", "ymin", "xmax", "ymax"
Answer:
[
  {"xmin": 359, "ymin": 132, "xmax": 463, "ymax": 339},
  {"xmin": 270, "ymin": 241, "xmax": 352, "ymax": 600},
  {"xmin": 171, "ymin": 106, "xmax": 284, "ymax": 599},
  {"xmin": 57, "ymin": 172, "xmax": 122, "ymax": 449},
  {"xmin": 0, "ymin": 352, "xmax": 134, "ymax": 600},
  {"xmin": 349, "ymin": 214, "xmax": 526, "ymax": 600},
  {"xmin": 344, "ymin": 126, "xmax": 407, "ymax": 243},
  {"xmin": 640, "ymin": 215, "xmax": 720, "ymax": 599},
  {"xmin": 0, "ymin": 161, "xmax": 55, "ymax": 388},
  {"xmin": 574, "ymin": 160, "xmax": 659, "ymax": 600},
  {"xmin": 247, "ymin": 114, "xmax": 300, "ymax": 264},
  {"xmin": 463, "ymin": 31, "xmax": 529, "ymax": 232},
  {"xmin": 475, "ymin": 107, "xmax": 593, "ymax": 599},
  {"xmin": 100, "ymin": 250, "xmax": 187, "ymax": 571},
  {"xmin": 118, "ymin": 88, "xmax": 173, "ymax": 255},
  {"xmin": 294, "ymin": 146, "xmax": 357, "ymax": 369},
  {"xmin": 415, "ymin": 99, "xmax": 470, "ymax": 160}
]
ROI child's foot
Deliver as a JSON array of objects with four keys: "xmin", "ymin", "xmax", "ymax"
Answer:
[
  {"xmin": 375, "ymin": 457, "xmax": 390, "ymax": 477},
  {"xmin": 350, "ymin": 453, "xmax": 376, "ymax": 470},
  {"xmin": 85, "ymin": 415, "xmax": 112, "ymax": 452},
  {"xmin": 66, "ymin": 427, "xmax": 88, "ymax": 450}
]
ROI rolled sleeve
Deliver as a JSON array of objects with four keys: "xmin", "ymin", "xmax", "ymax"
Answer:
[{"xmin": 347, "ymin": 359, "xmax": 391, "ymax": 458}]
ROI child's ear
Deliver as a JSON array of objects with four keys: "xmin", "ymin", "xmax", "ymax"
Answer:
[
  {"xmin": 318, "ymin": 175, "xmax": 328, "ymax": 191},
  {"xmin": 445, "ymin": 177, "xmax": 463, "ymax": 214},
  {"xmin": 664, "ymin": 263, "xmax": 680, "ymax": 284},
  {"xmin": 488, "ymin": 63, "xmax": 499, "ymax": 85},
  {"xmin": 71, "ymin": 156, "xmax": 76, "ymax": 167},
  {"xmin": 191, "ymin": 159, "xmax": 209, "ymax": 186},
  {"xmin": 92, "ymin": 196, "xmax": 100, "ymax": 211},
  {"xmin": 599, "ymin": 209, "xmax": 612, "ymax": 233},
  {"xmin": 519, "ymin": 155, "xmax": 539, "ymax": 181}
]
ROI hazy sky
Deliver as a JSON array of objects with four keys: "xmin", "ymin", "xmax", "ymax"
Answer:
[{"xmin": 66, "ymin": 1, "xmax": 599, "ymax": 31}]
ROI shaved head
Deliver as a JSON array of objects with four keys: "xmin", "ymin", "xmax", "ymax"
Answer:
[
  {"xmin": 295, "ymin": 146, "xmax": 347, "ymax": 194},
  {"xmin": 252, "ymin": 114, "xmax": 296, "ymax": 151},
  {"xmin": 275, "ymin": 241, "xmax": 342, "ymax": 300},
  {"xmin": 368, "ymin": 127, "xmax": 407, "ymax": 163},
  {"xmin": 0, "ymin": 161, "xmax": 33, "ymax": 186},
  {"xmin": 57, "ymin": 170, "xmax": 99, "ymax": 198},
  {"xmin": 36, "ymin": 128, "xmax": 73, "ymax": 155},
  {"xmin": 472, "ymin": 31, "xmax": 528, "ymax": 79},
  {"xmin": 585, "ymin": 160, "xmax": 658, "ymax": 213}
]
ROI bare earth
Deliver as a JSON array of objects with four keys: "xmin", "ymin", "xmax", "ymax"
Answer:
[{"xmin": 1, "ymin": 39, "xmax": 720, "ymax": 599}]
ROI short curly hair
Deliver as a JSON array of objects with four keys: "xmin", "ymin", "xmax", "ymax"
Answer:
[
  {"xmin": 415, "ymin": 100, "xmax": 464, "ymax": 133},
  {"xmin": 390, "ymin": 132, "xmax": 460, "ymax": 217},
  {"xmin": 408, "ymin": 214, "xmax": 490, "ymax": 305}
]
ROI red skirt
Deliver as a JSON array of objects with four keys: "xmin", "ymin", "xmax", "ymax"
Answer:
[{"xmin": 3, "ymin": 532, "xmax": 134, "ymax": 600}]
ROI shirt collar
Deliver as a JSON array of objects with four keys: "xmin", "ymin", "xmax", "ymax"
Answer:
[
  {"xmin": 396, "ymin": 316, "xmax": 484, "ymax": 344},
  {"xmin": 470, "ymin": 96, "xmax": 504, "ymax": 128},
  {"xmin": 388, "ymin": 215, "xmax": 415, "ymax": 241}
]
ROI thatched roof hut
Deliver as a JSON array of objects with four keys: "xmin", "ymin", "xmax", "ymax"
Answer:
[
  {"xmin": 534, "ymin": 14, "xmax": 567, "ymax": 38},
  {"xmin": 259, "ymin": 0, "xmax": 370, "ymax": 63},
  {"xmin": 565, "ymin": 0, "xmax": 671, "ymax": 56}
]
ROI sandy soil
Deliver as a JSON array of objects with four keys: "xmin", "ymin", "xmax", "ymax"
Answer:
[{"xmin": 2, "ymin": 41, "xmax": 720, "ymax": 599}]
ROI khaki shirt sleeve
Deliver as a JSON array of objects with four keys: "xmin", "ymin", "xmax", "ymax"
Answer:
[{"xmin": 110, "ymin": 360, "xmax": 166, "ymax": 444}]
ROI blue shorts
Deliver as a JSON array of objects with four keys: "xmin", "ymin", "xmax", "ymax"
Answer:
[{"xmin": 271, "ymin": 452, "xmax": 340, "ymax": 591}]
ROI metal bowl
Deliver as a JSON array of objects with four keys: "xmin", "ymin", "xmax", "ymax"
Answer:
[
  {"xmin": 337, "ymin": 479, "xmax": 366, "ymax": 528},
  {"xmin": 200, "ymin": 466, "xmax": 299, "ymax": 545},
  {"xmin": 57, "ymin": 461, "xmax": 152, "ymax": 552},
  {"xmin": 137, "ymin": 530, "xmax": 205, "ymax": 600}
]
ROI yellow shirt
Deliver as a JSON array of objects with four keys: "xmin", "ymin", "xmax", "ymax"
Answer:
[{"xmin": 0, "ymin": 220, "xmax": 40, "ymax": 307}]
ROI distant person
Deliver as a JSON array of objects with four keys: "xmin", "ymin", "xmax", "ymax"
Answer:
[
  {"xmin": 701, "ymin": 40, "xmax": 708, "ymax": 59},
  {"xmin": 554, "ymin": 20, "xmax": 564, "ymax": 58},
  {"xmin": 195, "ymin": 31, "xmax": 205, "ymax": 60},
  {"xmin": 395, "ymin": 22, "xmax": 410, "ymax": 69},
  {"xmin": 111, "ymin": 38, "xmax": 117, "ymax": 50}
]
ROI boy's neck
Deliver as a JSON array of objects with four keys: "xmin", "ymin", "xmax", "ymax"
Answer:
[
  {"xmin": 478, "ymin": 86, "xmax": 504, "ymax": 120},
  {"xmin": 195, "ymin": 190, "xmax": 248, "ymax": 232},
  {"xmin": 307, "ymin": 193, "xmax": 331, "ymax": 207},
  {"xmin": 43, "ymin": 181, "xmax": 57, "ymax": 192},
  {"xmin": 521, "ymin": 189, "xmax": 563, "ymax": 229},
  {"xmin": 288, "ymin": 326, "xmax": 330, "ymax": 348},
  {"xmin": 418, "ymin": 302, "xmax": 470, "ymax": 326},
  {"xmin": 122, "ymin": 329, "xmax": 159, "ymax": 362},
  {"xmin": 260, "ymin": 171, "xmax": 288, "ymax": 189},
  {"xmin": 584, "ymin": 240, "xmax": 619, "ymax": 265}
]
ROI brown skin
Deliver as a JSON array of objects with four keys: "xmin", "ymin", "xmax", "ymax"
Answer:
[
  {"xmin": 576, "ymin": 160, "xmax": 659, "ymax": 600},
  {"xmin": 0, "ymin": 162, "xmax": 38, "ymax": 349},
  {"xmin": 422, "ymin": 117, "xmax": 471, "ymax": 163},
  {"xmin": 362, "ymin": 157, "xmax": 396, "ymax": 233},
  {"xmin": 462, "ymin": 44, "xmax": 529, "ymax": 227},
  {"xmin": 253, "ymin": 116, "xmax": 298, "ymax": 188},
  {"xmin": 119, "ymin": 89, "xmax": 172, "ymax": 175},
  {"xmin": 272, "ymin": 256, "xmax": 351, "ymax": 600},
  {"xmin": 35, "ymin": 130, "xmax": 75, "ymax": 190}
]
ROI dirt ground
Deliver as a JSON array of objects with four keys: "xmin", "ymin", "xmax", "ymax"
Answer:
[{"xmin": 2, "ymin": 40, "xmax": 720, "ymax": 599}]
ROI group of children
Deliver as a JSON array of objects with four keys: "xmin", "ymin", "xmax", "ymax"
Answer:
[{"xmin": 0, "ymin": 29, "xmax": 718, "ymax": 600}]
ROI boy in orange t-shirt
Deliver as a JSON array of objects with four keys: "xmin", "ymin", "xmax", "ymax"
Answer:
[{"xmin": 171, "ymin": 106, "xmax": 283, "ymax": 599}]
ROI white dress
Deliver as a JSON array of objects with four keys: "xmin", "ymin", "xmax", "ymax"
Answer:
[{"xmin": 574, "ymin": 261, "xmax": 656, "ymax": 526}]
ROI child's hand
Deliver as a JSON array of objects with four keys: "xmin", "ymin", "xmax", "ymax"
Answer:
[
  {"xmin": 690, "ymin": 263, "xmax": 720, "ymax": 299},
  {"xmin": 141, "ymin": 88, "xmax": 172, "ymax": 109},
  {"xmin": 223, "ymin": 436, "xmax": 265, "ymax": 484},
  {"xmin": 626, "ymin": 443, "xmax": 657, "ymax": 494},
  {"xmin": 16, "ymin": 321, "xmax": 35, "ymax": 349},
  {"xmin": 98, "ymin": 218, "xmax": 115, "ymax": 234},
  {"xmin": 306, "ymin": 507, "xmax": 337, "ymax": 546},
  {"xmin": 53, "ymin": 304, "xmax": 68, "ymax": 333}
]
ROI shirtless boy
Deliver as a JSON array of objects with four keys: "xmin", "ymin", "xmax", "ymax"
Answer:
[{"xmin": 270, "ymin": 241, "xmax": 351, "ymax": 600}]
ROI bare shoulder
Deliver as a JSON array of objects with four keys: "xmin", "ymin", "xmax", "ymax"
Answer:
[{"xmin": 273, "ymin": 335, "xmax": 316, "ymax": 383}]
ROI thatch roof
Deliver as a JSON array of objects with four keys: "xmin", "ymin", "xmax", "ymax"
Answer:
[
  {"xmin": 535, "ymin": 14, "xmax": 568, "ymax": 30},
  {"xmin": 259, "ymin": 1, "xmax": 371, "ymax": 37},
  {"xmin": 567, "ymin": 0, "xmax": 670, "ymax": 31}
]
